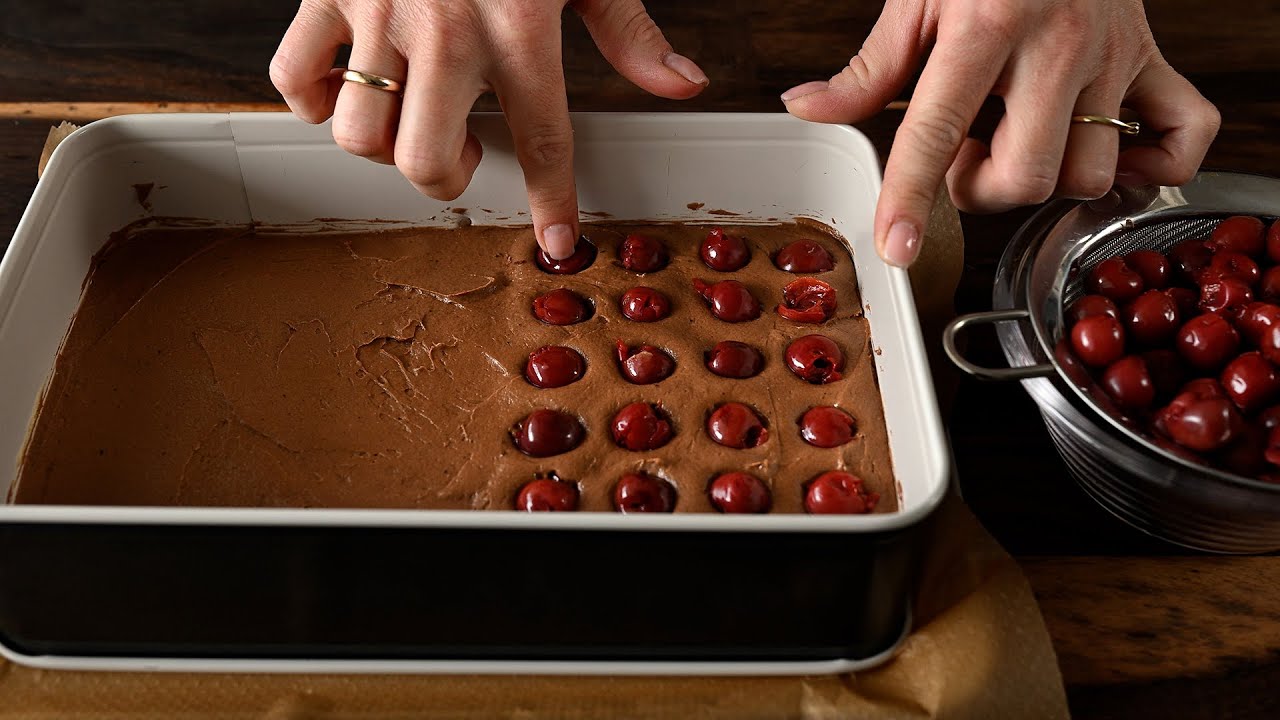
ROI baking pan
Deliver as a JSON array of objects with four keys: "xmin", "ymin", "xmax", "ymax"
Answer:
[{"xmin": 0, "ymin": 113, "xmax": 949, "ymax": 673}]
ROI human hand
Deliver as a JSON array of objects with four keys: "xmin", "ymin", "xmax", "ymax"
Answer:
[
  {"xmin": 270, "ymin": 0, "xmax": 709, "ymax": 259},
  {"xmin": 781, "ymin": 0, "xmax": 1220, "ymax": 268}
]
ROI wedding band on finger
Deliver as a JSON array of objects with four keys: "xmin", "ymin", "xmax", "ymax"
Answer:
[
  {"xmin": 1071, "ymin": 114, "xmax": 1141, "ymax": 135},
  {"xmin": 341, "ymin": 69, "xmax": 404, "ymax": 95}
]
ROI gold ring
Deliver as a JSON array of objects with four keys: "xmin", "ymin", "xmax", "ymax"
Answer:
[
  {"xmin": 341, "ymin": 69, "xmax": 404, "ymax": 95},
  {"xmin": 1071, "ymin": 114, "xmax": 1140, "ymax": 135}
]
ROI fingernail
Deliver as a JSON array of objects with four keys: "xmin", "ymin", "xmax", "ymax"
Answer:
[
  {"xmin": 1113, "ymin": 170, "xmax": 1150, "ymax": 187},
  {"xmin": 663, "ymin": 53, "xmax": 709, "ymax": 86},
  {"xmin": 882, "ymin": 221, "xmax": 920, "ymax": 268},
  {"xmin": 542, "ymin": 224, "xmax": 576, "ymax": 260},
  {"xmin": 781, "ymin": 81, "xmax": 830, "ymax": 103}
]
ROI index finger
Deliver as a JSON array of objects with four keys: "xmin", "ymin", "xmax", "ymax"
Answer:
[
  {"xmin": 493, "ymin": 31, "xmax": 580, "ymax": 261},
  {"xmin": 876, "ymin": 12, "xmax": 1014, "ymax": 266}
]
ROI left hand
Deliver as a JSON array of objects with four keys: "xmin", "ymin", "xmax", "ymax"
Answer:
[{"xmin": 781, "ymin": 0, "xmax": 1220, "ymax": 268}]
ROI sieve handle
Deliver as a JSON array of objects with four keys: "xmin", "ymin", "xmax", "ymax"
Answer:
[{"xmin": 943, "ymin": 309, "xmax": 1056, "ymax": 381}]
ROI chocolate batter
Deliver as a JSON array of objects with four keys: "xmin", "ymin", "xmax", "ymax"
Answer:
[{"xmin": 13, "ymin": 220, "xmax": 895, "ymax": 512}]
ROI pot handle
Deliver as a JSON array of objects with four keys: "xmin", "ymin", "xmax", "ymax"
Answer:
[{"xmin": 943, "ymin": 309, "xmax": 1056, "ymax": 381}]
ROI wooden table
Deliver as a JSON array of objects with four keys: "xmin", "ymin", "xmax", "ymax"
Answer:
[{"xmin": 2, "ymin": 1, "xmax": 1278, "ymax": 717}]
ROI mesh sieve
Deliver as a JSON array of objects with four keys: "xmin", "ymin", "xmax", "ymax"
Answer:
[{"xmin": 980, "ymin": 173, "xmax": 1280, "ymax": 552}]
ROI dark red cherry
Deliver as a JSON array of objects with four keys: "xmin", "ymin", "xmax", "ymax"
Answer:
[
  {"xmin": 1070, "ymin": 315, "xmax": 1125, "ymax": 367},
  {"xmin": 525, "ymin": 346, "xmax": 586, "ymax": 389},
  {"xmin": 611, "ymin": 403, "xmax": 673, "ymax": 451},
  {"xmin": 705, "ymin": 341, "xmax": 764, "ymax": 379},
  {"xmin": 693, "ymin": 278, "xmax": 761, "ymax": 322},
  {"xmin": 700, "ymin": 228, "xmax": 750, "ymax": 271},
  {"xmin": 775, "ymin": 239, "xmax": 835, "ymax": 273},
  {"xmin": 804, "ymin": 471, "xmax": 879, "ymax": 514},
  {"xmin": 1167, "ymin": 240, "xmax": 1213, "ymax": 284},
  {"xmin": 619, "ymin": 286, "xmax": 671, "ymax": 322},
  {"xmin": 535, "ymin": 235, "xmax": 597, "ymax": 274},
  {"xmin": 1124, "ymin": 250, "xmax": 1170, "ymax": 289},
  {"xmin": 616, "ymin": 341, "xmax": 675, "ymax": 384},
  {"xmin": 1268, "ymin": 221, "xmax": 1280, "ymax": 264},
  {"xmin": 708, "ymin": 472, "xmax": 772, "ymax": 514},
  {"xmin": 511, "ymin": 410, "xmax": 585, "ymax": 457},
  {"xmin": 516, "ymin": 477, "xmax": 580, "ymax": 511},
  {"xmin": 1123, "ymin": 290, "xmax": 1180, "ymax": 346},
  {"xmin": 706, "ymin": 402, "xmax": 769, "ymax": 449},
  {"xmin": 1156, "ymin": 393, "xmax": 1241, "ymax": 452},
  {"xmin": 1176, "ymin": 313, "xmax": 1240, "ymax": 371},
  {"xmin": 1259, "ymin": 267, "xmax": 1280, "ymax": 304},
  {"xmin": 1101, "ymin": 355, "xmax": 1155, "ymax": 411},
  {"xmin": 777, "ymin": 278, "xmax": 837, "ymax": 323},
  {"xmin": 1267, "ymin": 426, "xmax": 1280, "ymax": 466},
  {"xmin": 1165, "ymin": 287, "xmax": 1199, "ymax": 318},
  {"xmin": 785, "ymin": 334, "xmax": 845, "ymax": 384},
  {"xmin": 618, "ymin": 233, "xmax": 669, "ymax": 273},
  {"xmin": 1221, "ymin": 352, "xmax": 1280, "ymax": 413},
  {"xmin": 612, "ymin": 472, "xmax": 676, "ymax": 513},
  {"xmin": 532, "ymin": 288, "xmax": 591, "ymax": 325},
  {"xmin": 1142, "ymin": 349, "xmax": 1189, "ymax": 400},
  {"xmin": 1198, "ymin": 271, "xmax": 1254, "ymax": 313},
  {"xmin": 1234, "ymin": 302, "xmax": 1280, "ymax": 343},
  {"xmin": 1209, "ymin": 216, "xmax": 1265, "ymax": 258},
  {"xmin": 1208, "ymin": 251, "xmax": 1260, "ymax": 286},
  {"xmin": 1087, "ymin": 257, "xmax": 1145, "ymax": 303},
  {"xmin": 798, "ymin": 406, "xmax": 857, "ymax": 448},
  {"xmin": 1067, "ymin": 294, "xmax": 1119, "ymax": 325},
  {"xmin": 1217, "ymin": 425, "xmax": 1268, "ymax": 477}
]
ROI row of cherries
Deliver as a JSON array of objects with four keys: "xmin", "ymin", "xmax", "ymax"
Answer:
[
  {"xmin": 511, "ymin": 403, "xmax": 859, "ymax": 458},
  {"xmin": 515, "ymin": 468, "xmax": 879, "ymax": 515},
  {"xmin": 1064, "ymin": 215, "xmax": 1280, "ymax": 478},
  {"xmin": 532, "ymin": 230, "xmax": 840, "ymax": 325},
  {"xmin": 524, "ymin": 333, "xmax": 847, "ymax": 388}
]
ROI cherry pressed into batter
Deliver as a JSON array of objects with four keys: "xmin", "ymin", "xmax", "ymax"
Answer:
[
  {"xmin": 704, "ymin": 341, "xmax": 764, "ymax": 379},
  {"xmin": 532, "ymin": 288, "xmax": 591, "ymax": 325},
  {"xmin": 619, "ymin": 286, "xmax": 671, "ymax": 322},
  {"xmin": 618, "ymin": 233, "xmax": 669, "ymax": 273},
  {"xmin": 692, "ymin": 278, "xmax": 761, "ymax": 323},
  {"xmin": 511, "ymin": 409, "xmax": 585, "ymax": 457},
  {"xmin": 798, "ymin": 406, "xmax": 857, "ymax": 448},
  {"xmin": 612, "ymin": 472, "xmax": 676, "ymax": 513},
  {"xmin": 803, "ymin": 471, "xmax": 879, "ymax": 514},
  {"xmin": 774, "ymin": 239, "xmax": 834, "ymax": 273},
  {"xmin": 700, "ymin": 227, "xmax": 750, "ymax": 271},
  {"xmin": 515, "ymin": 477, "xmax": 580, "ymax": 512},
  {"xmin": 785, "ymin": 334, "xmax": 845, "ymax": 384},
  {"xmin": 611, "ymin": 402, "xmax": 674, "ymax": 451},
  {"xmin": 708, "ymin": 472, "xmax": 772, "ymax": 514},
  {"xmin": 616, "ymin": 342, "xmax": 675, "ymax": 384},
  {"xmin": 535, "ymin": 235, "xmax": 597, "ymax": 274},
  {"xmin": 706, "ymin": 402, "xmax": 769, "ymax": 449},
  {"xmin": 524, "ymin": 346, "xmax": 586, "ymax": 389},
  {"xmin": 777, "ymin": 278, "xmax": 837, "ymax": 324}
]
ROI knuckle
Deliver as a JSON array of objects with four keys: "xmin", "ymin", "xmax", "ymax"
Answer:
[
  {"xmin": 616, "ymin": 6, "xmax": 664, "ymax": 49},
  {"xmin": 334, "ymin": 127, "xmax": 389, "ymax": 159},
  {"xmin": 1200, "ymin": 99, "xmax": 1223, "ymax": 137},
  {"xmin": 269, "ymin": 54, "xmax": 306, "ymax": 97},
  {"xmin": 900, "ymin": 102, "xmax": 969, "ymax": 157},
  {"xmin": 395, "ymin": 148, "xmax": 455, "ymax": 189},
  {"xmin": 354, "ymin": 0, "xmax": 394, "ymax": 31},
  {"xmin": 966, "ymin": 0, "xmax": 1024, "ymax": 37},
  {"xmin": 517, "ymin": 128, "xmax": 573, "ymax": 168},
  {"xmin": 1061, "ymin": 166, "xmax": 1114, "ymax": 200},
  {"xmin": 1002, "ymin": 170, "xmax": 1058, "ymax": 205}
]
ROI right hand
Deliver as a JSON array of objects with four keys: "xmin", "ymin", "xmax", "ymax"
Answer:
[{"xmin": 270, "ymin": 0, "xmax": 709, "ymax": 259}]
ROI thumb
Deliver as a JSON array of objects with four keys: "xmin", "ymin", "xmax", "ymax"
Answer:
[
  {"xmin": 575, "ymin": 0, "xmax": 709, "ymax": 100},
  {"xmin": 782, "ymin": 1, "xmax": 928, "ymax": 123}
]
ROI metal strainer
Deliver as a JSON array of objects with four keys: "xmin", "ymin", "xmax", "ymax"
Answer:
[{"xmin": 945, "ymin": 172, "xmax": 1280, "ymax": 553}]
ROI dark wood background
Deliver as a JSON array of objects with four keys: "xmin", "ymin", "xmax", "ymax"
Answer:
[{"xmin": 2, "ymin": 1, "xmax": 1279, "ymax": 717}]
